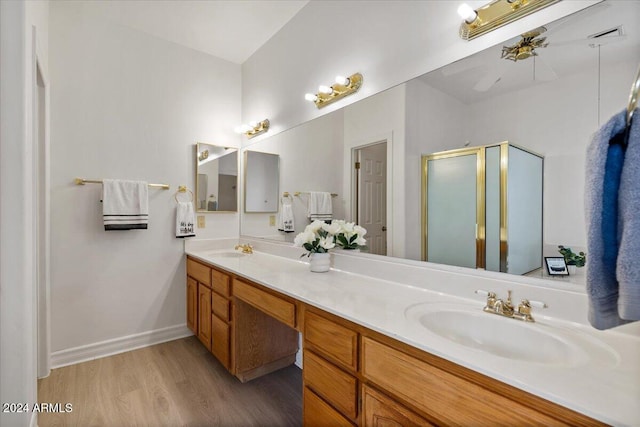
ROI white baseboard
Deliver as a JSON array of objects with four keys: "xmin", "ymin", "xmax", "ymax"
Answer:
[{"xmin": 51, "ymin": 324, "xmax": 193, "ymax": 369}]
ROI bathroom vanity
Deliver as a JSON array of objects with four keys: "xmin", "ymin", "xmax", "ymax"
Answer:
[{"xmin": 185, "ymin": 240, "xmax": 640, "ymax": 426}]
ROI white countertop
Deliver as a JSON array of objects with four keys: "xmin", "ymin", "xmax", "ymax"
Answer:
[{"xmin": 185, "ymin": 242, "xmax": 640, "ymax": 426}]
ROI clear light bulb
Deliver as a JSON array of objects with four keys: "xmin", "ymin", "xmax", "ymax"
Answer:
[
  {"xmin": 457, "ymin": 3, "xmax": 477, "ymax": 23},
  {"xmin": 318, "ymin": 85, "xmax": 333, "ymax": 94},
  {"xmin": 335, "ymin": 75, "xmax": 350, "ymax": 86},
  {"xmin": 305, "ymin": 93, "xmax": 318, "ymax": 102}
]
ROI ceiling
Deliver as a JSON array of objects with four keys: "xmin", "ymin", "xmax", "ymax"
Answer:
[
  {"xmin": 79, "ymin": 0, "xmax": 309, "ymax": 64},
  {"xmin": 420, "ymin": 1, "xmax": 639, "ymax": 104}
]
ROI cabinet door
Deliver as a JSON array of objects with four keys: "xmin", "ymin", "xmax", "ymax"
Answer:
[
  {"xmin": 304, "ymin": 387, "xmax": 354, "ymax": 427},
  {"xmin": 186, "ymin": 277, "xmax": 198, "ymax": 334},
  {"xmin": 212, "ymin": 314, "xmax": 230, "ymax": 369},
  {"xmin": 197, "ymin": 284, "xmax": 212, "ymax": 351},
  {"xmin": 362, "ymin": 385, "xmax": 434, "ymax": 427}
]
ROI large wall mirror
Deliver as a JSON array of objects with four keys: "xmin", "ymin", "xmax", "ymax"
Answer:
[
  {"xmin": 195, "ymin": 143, "xmax": 238, "ymax": 212},
  {"xmin": 240, "ymin": 1, "xmax": 640, "ymax": 280}
]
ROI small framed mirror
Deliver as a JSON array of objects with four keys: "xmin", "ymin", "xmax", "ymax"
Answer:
[
  {"xmin": 244, "ymin": 150, "xmax": 279, "ymax": 213},
  {"xmin": 195, "ymin": 143, "xmax": 238, "ymax": 213}
]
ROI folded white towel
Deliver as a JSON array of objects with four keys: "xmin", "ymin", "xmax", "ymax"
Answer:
[
  {"xmin": 308, "ymin": 192, "xmax": 332, "ymax": 222},
  {"xmin": 176, "ymin": 202, "xmax": 196, "ymax": 238},
  {"xmin": 102, "ymin": 179, "xmax": 148, "ymax": 230},
  {"xmin": 278, "ymin": 197, "xmax": 295, "ymax": 233}
]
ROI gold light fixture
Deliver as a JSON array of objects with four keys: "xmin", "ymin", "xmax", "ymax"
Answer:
[
  {"xmin": 305, "ymin": 73, "xmax": 363, "ymax": 109},
  {"xmin": 458, "ymin": 0, "xmax": 559, "ymax": 41},
  {"xmin": 234, "ymin": 119, "xmax": 270, "ymax": 139}
]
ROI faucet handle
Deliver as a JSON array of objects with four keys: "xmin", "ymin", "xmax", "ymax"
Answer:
[
  {"xmin": 475, "ymin": 289, "xmax": 496, "ymax": 298},
  {"xmin": 475, "ymin": 289, "xmax": 497, "ymax": 310},
  {"xmin": 527, "ymin": 299, "xmax": 547, "ymax": 309}
]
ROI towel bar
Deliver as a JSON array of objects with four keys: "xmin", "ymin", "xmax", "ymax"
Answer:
[{"xmin": 75, "ymin": 178, "xmax": 170, "ymax": 189}]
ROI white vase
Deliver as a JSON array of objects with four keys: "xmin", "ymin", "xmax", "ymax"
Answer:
[{"xmin": 309, "ymin": 252, "xmax": 331, "ymax": 273}]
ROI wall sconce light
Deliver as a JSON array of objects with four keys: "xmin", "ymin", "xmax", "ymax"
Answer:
[
  {"xmin": 458, "ymin": 0, "xmax": 559, "ymax": 40},
  {"xmin": 304, "ymin": 73, "xmax": 363, "ymax": 109},
  {"xmin": 234, "ymin": 119, "xmax": 270, "ymax": 138}
]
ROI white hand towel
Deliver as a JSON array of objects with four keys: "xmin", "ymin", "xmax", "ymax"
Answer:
[
  {"xmin": 176, "ymin": 202, "xmax": 196, "ymax": 238},
  {"xmin": 102, "ymin": 179, "xmax": 149, "ymax": 230},
  {"xmin": 308, "ymin": 192, "xmax": 332, "ymax": 222},
  {"xmin": 278, "ymin": 198, "xmax": 295, "ymax": 233}
]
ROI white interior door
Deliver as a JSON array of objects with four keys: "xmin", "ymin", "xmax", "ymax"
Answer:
[{"xmin": 357, "ymin": 142, "xmax": 387, "ymax": 255}]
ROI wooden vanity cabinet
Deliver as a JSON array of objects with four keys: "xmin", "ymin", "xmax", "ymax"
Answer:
[
  {"xmin": 186, "ymin": 256, "xmax": 298, "ymax": 382},
  {"xmin": 303, "ymin": 308, "xmax": 360, "ymax": 425},
  {"xmin": 186, "ymin": 256, "xmax": 604, "ymax": 426},
  {"xmin": 187, "ymin": 258, "xmax": 213, "ymax": 351},
  {"xmin": 302, "ymin": 304, "xmax": 603, "ymax": 427}
]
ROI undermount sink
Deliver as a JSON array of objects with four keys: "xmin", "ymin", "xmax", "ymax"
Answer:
[
  {"xmin": 405, "ymin": 302, "xmax": 618, "ymax": 368},
  {"xmin": 202, "ymin": 250, "xmax": 248, "ymax": 258}
]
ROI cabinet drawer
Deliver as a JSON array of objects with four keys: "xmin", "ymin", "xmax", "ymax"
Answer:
[
  {"xmin": 187, "ymin": 258, "xmax": 211, "ymax": 286},
  {"xmin": 304, "ymin": 311, "xmax": 357, "ymax": 370},
  {"xmin": 212, "ymin": 315, "xmax": 230, "ymax": 369},
  {"xmin": 233, "ymin": 279, "xmax": 295, "ymax": 328},
  {"xmin": 362, "ymin": 385, "xmax": 434, "ymax": 427},
  {"xmin": 212, "ymin": 269, "xmax": 230, "ymax": 297},
  {"xmin": 304, "ymin": 350, "xmax": 357, "ymax": 420},
  {"xmin": 304, "ymin": 387, "xmax": 354, "ymax": 427},
  {"xmin": 361, "ymin": 337, "xmax": 563, "ymax": 426},
  {"xmin": 212, "ymin": 294, "xmax": 230, "ymax": 321}
]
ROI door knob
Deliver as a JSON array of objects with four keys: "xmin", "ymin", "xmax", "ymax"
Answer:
[{"xmin": 382, "ymin": 226, "xmax": 387, "ymax": 232}]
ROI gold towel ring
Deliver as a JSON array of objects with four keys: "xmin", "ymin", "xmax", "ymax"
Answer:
[{"xmin": 175, "ymin": 185, "xmax": 194, "ymax": 203}]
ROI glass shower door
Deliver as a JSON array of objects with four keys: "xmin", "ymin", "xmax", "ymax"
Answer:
[{"xmin": 423, "ymin": 149, "xmax": 483, "ymax": 269}]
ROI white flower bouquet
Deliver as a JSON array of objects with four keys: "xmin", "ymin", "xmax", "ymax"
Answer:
[{"xmin": 294, "ymin": 220, "xmax": 367, "ymax": 257}]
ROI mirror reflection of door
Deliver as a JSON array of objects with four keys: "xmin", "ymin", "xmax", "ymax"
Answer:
[{"xmin": 355, "ymin": 141, "xmax": 387, "ymax": 255}]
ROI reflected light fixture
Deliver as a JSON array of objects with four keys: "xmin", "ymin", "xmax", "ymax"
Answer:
[
  {"xmin": 234, "ymin": 119, "xmax": 270, "ymax": 138},
  {"xmin": 457, "ymin": 0, "xmax": 559, "ymax": 41},
  {"xmin": 304, "ymin": 73, "xmax": 363, "ymax": 109}
]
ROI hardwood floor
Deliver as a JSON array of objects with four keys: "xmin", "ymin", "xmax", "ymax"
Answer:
[{"xmin": 38, "ymin": 336, "xmax": 302, "ymax": 426}]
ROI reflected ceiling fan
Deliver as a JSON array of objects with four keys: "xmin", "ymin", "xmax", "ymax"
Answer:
[
  {"xmin": 501, "ymin": 27, "xmax": 548, "ymax": 61},
  {"xmin": 470, "ymin": 25, "xmax": 626, "ymax": 92}
]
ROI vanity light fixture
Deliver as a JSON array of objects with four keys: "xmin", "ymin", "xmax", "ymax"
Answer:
[
  {"xmin": 304, "ymin": 73, "xmax": 363, "ymax": 109},
  {"xmin": 234, "ymin": 119, "xmax": 270, "ymax": 139},
  {"xmin": 458, "ymin": 0, "xmax": 559, "ymax": 41}
]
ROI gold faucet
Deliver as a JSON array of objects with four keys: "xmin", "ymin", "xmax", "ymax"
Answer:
[
  {"xmin": 475, "ymin": 290, "xmax": 546, "ymax": 322},
  {"xmin": 235, "ymin": 243, "xmax": 253, "ymax": 254}
]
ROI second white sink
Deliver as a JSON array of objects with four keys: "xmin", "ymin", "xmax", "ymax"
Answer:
[{"xmin": 405, "ymin": 302, "xmax": 618, "ymax": 368}]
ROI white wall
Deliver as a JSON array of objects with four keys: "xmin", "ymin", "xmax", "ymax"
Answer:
[
  {"xmin": 1, "ymin": 1, "xmax": 49, "ymax": 425},
  {"xmin": 404, "ymin": 79, "xmax": 469, "ymax": 260},
  {"xmin": 343, "ymin": 84, "xmax": 406, "ymax": 257},
  {"xmin": 241, "ymin": 1, "xmax": 600, "ymax": 140},
  {"xmin": 49, "ymin": 2, "xmax": 241, "ymax": 357},
  {"xmin": 242, "ymin": 110, "xmax": 345, "ymax": 239}
]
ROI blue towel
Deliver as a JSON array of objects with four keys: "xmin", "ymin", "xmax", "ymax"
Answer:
[
  {"xmin": 617, "ymin": 109, "xmax": 640, "ymax": 321},
  {"xmin": 585, "ymin": 111, "xmax": 630, "ymax": 329}
]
